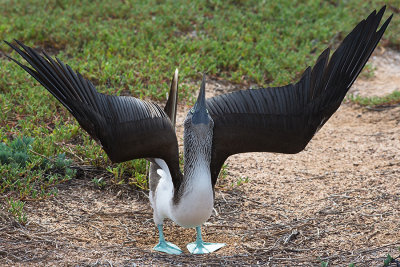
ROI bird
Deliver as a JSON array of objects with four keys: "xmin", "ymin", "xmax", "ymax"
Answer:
[{"xmin": 4, "ymin": 6, "xmax": 392, "ymax": 255}]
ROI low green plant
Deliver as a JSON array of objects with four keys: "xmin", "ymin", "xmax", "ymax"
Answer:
[
  {"xmin": 383, "ymin": 253, "xmax": 400, "ymax": 267},
  {"xmin": 217, "ymin": 164, "xmax": 228, "ymax": 180},
  {"xmin": 0, "ymin": 136, "xmax": 33, "ymax": 166},
  {"xmin": 347, "ymin": 91, "xmax": 400, "ymax": 108},
  {"xmin": 233, "ymin": 176, "xmax": 249, "ymax": 187},
  {"xmin": 106, "ymin": 165, "xmax": 125, "ymax": 184},
  {"xmin": 0, "ymin": 136, "xmax": 76, "ymax": 221},
  {"xmin": 384, "ymin": 254, "xmax": 393, "ymax": 266},
  {"xmin": 7, "ymin": 197, "xmax": 27, "ymax": 224},
  {"xmin": 107, "ymin": 159, "xmax": 149, "ymax": 189},
  {"xmin": 92, "ymin": 177, "xmax": 107, "ymax": 188}
]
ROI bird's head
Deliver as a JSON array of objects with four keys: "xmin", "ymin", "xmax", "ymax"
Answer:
[{"xmin": 184, "ymin": 74, "xmax": 214, "ymax": 142}]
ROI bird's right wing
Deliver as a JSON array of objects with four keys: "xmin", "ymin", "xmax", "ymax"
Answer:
[
  {"xmin": 206, "ymin": 7, "xmax": 392, "ymax": 187},
  {"xmin": 5, "ymin": 40, "xmax": 183, "ymax": 188}
]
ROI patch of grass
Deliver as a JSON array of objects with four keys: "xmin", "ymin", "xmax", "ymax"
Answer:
[
  {"xmin": 0, "ymin": 136, "xmax": 76, "ymax": 222},
  {"xmin": 1, "ymin": 1, "xmax": 398, "ymax": 93},
  {"xmin": 347, "ymin": 91, "xmax": 400, "ymax": 107}
]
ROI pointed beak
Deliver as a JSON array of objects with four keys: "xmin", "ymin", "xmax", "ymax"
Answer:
[{"xmin": 192, "ymin": 74, "xmax": 209, "ymax": 125}]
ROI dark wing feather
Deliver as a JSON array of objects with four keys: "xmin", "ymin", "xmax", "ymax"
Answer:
[
  {"xmin": 207, "ymin": 7, "xmax": 392, "ymax": 187},
  {"xmin": 5, "ymin": 40, "xmax": 183, "ymax": 189}
]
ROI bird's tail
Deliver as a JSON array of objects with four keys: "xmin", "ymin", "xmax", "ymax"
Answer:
[{"xmin": 164, "ymin": 68, "xmax": 179, "ymax": 127}]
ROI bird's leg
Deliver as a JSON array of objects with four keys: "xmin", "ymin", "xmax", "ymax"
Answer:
[
  {"xmin": 153, "ymin": 224, "xmax": 182, "ymax": 255},
  {"xmin": 186, "ymin": 226, "xmax": 225, "ymax": 254}
]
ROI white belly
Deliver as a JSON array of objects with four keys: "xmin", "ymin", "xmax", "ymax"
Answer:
[
  {"xmin": 151, "ymin": 159, "xmax": 214, "ymax": 228},
  {"xmin": 171, "ymin": 176, "xmax": 214, "ymax": 228}
]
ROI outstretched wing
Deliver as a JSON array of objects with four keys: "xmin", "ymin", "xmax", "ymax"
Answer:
[
  {"xmin": 207, "ymin": 7, "xmax": 392, "ymax": 187},
  {"xmin": 5, "ymin": 40, "xmax": 183, "ymax": 188}
]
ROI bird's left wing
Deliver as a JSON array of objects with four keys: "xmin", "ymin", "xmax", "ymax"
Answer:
[
  {"xmin": 5, "ymin": 40, "xmax": 183, "ymax": 188},
  {"xmin": 207, "ymin": 7, "xmax": 392, "ymax": 187}
]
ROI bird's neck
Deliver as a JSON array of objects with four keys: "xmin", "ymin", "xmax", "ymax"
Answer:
[
  {"xmin": 172, "ymin": 143, "xmax": 213, "ymax": 203},
  {"xmin": 173, "ymin": 127, "xmax": 214, "ymax": 202}
]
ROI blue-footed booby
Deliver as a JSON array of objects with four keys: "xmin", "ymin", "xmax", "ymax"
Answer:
[{"xmin": 5, "ymin": 6, "xmax": 392, "ymax": 255}]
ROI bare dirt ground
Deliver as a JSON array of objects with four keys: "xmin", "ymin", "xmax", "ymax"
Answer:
[
  {"xmin": 351, "ymin": 48, "xmax": 400, "ymax": 97},
  {"xmin": 1, "ymin": 50, "xmax": 399, "ymax": 266}
]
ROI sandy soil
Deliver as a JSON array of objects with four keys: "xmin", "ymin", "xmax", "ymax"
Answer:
[
  {"xmin": 350, "ymin": 48, "xmax": 400, "ymax": 97},
  {"xmin": 0, "ymin": 50, "xmax": 399, "ymax": 266}
]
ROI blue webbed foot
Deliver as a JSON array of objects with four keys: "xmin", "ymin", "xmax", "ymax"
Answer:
[
  {"xmin": 186, "ymin": 226, "xmax": 226, "ymax": 254},
  {"xmin": 154, "ymin": 240, "xmax": 182, "ymax": 255},
  {"xmin": 186, "ymin": 240, "xmax": 225, "ymax": 254},
  {"xmin": 153, "ymin": 224, "xmax": 182, "ymax": 255}
]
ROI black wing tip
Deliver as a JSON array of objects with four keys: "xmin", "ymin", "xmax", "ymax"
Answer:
[
  {"xmin": 380, "ymin": 13, "xmax": 393, "ymax": 32},
  {"xmin": 14, "ymin": 39, "xmax": 24, "ymax": 46},
  {"xmin": 377, "ymin": 5, "xmax": 386, "ymax": 15},
  {"xmin": 370, "ymin": 5, "xmax": 393, "ymax": 30},
  {"xmin": 317, "ymin": 48, "xmax": 331, "ymax": 62},
  {"xmin": 4, "ymin": 39, "xmax": 38, "ymax": 60},
  {"xmin": 13, "ymin": 39, "xmax": 32, "ymax": 53},
  {"xmin": 3, "ymin": 40, "xmax": 25, "ymax": 63},
  {"xmin": 302, "ymin": 66, "xmax": 312, "ymax": 77},
  {"xmin": 4, "ymin": 39, "xmax": 23, "ymax": 46},
  {"xmin": 4, "ymin": 40, "xmax": 20, "ymax": 51}
]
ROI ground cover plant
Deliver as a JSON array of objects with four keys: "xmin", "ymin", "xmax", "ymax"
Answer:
[
  {"xmin": 0, "ymin": 136, "xmax": 75, "ymax": 224},
  {"xmin": 0, "ymin": 0, "xmax": 399, "ymax": 265}
]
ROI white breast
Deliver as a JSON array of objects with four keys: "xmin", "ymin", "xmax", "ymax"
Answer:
[
  {"xmin": 150, "ymin": 159, "xmax": 214, "ymax": 228},
  {"xmin": 171, "ymin": 160, "xmax": 214, "ymax": 228}
]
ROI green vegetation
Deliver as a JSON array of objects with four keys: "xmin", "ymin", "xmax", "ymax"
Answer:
[
  {"xmin": 233, "ymin": 176, "xmax": 249, "ymax": 187},
  {"xmin": 383, "ymin": 253, "xmax": 400, "ymax": 266},
  {"xmin": 92, "ymin": 177, "xmax": 107, "ymax": 189},
  {"xmin": 0, "ymin": 0, "xmax": 399, "ymax": 220},
  {"xmin": 0, "ymin": 137, "xmax": 75, "ymax": 223},
  {"xmin": 7, "ymin": 197, "xmax": 27, "ymax": 224},
  {"xmin": 1, "ymin": 1, "xmax": 398, "ymax": 94},
  {"xmin": 106, "ymin": 159, "xmax": 148, "ymax": 189},
  {"xmin": 347, "ymin": 91, "xmax": 400, "ymax": 107},
  {"xmin": 320, "ymin": 259, "xmax": 329, "ymax": 267},
  {"xmin": 384, "ymin": 254, "xmax": 393, "ymax": 266}
]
